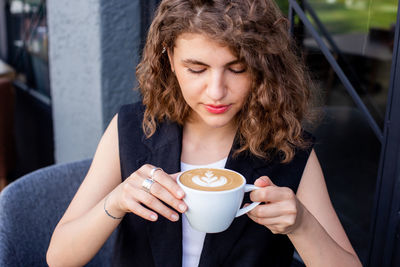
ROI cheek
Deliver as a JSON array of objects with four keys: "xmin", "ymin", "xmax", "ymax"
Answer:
[
  {"xmin": 232, "ymin": 78, "xmax": 252, "ymax": 100},
  {"xmin": 229, "ymin": 70, "xmax": 251, "ymax": 85},
  {"xmin": 177, "ymin": 74, "xmax": 204, "ymax": 96},
  {"xmin": 176, "ymin": 77, "xmax": 199, "ymax": 105}
]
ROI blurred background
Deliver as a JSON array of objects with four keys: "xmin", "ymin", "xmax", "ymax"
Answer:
[{"xmin": 0, "ymin": 0, "xmax": 399, "ymax": 266}]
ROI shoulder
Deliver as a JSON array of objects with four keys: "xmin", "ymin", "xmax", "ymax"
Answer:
[
  {"xmin": 297, "ymin": 130, "xmax": 315, "ymax": 153},
  {"xmin": 287, "ymin": 130, "xmax": 316, "ymax": 180},
  {"xmin": 118, "ymin": 102, "xmax": 145, "ymax": 122},
  {"xmin": 294, "ymin": 130, "xmax": 315, "ymax": 162},
  {"xmin": 117, "ymin": 102, "xmax": 147, "ymax": 154},
  {"xmin": 302, "ymin": 130, "xmax": 315, "ymax": 144},
  {"xmin": 257, "ymin": 130, "xmax": 315, "ymax": 191},
  {"xmin": 117, "ymin": 102, "xmax": 145, "ymax": 131},
  {"xmin": 272, "ymin": 130, "xmax": 315, "ymax": 165}
]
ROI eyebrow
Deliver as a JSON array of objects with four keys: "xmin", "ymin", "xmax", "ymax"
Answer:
[{"xmin": 181, "ymin": 58, "xmax": 243, "ymax": 67}]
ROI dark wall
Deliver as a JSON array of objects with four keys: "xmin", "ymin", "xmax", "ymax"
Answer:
[{"xmin": 9, "ymin": 83, "xmax": 54, "ymax": 181}]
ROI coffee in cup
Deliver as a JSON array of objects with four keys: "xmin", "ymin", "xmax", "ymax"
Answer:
[
  {"xmin": 177, "ymin": 168, "xmax": 260, "ymax": 233},
  {"xmin": 179, "ymin": 168, "xmax": 243, "ymax": 191}
]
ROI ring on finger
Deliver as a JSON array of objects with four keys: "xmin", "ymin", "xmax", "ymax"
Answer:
[
  {"xmin": 142, "ymin": 178, "xmax": 155, "ymax": 193},
  {"xmin": 150, "ymin": 167, "xmax": 163, "ymax": 180}
]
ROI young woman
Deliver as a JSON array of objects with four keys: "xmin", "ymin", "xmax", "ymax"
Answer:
[{"xmin": 47, "ymin": 0, "xmax": 361, "ymax": 266}]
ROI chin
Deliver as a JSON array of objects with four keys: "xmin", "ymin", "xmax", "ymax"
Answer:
[
  {"xmin": 203, "ymin": 117, "xmax": 235, "ymax": 129},
  {"xmin": 192, "ymin": 109, "xmax": 237, "ymax": 129}
]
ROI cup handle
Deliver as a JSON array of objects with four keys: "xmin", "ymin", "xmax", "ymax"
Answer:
[{"xmin": 235, "ymin": 185, "xmax": 261, "ymax": 217}]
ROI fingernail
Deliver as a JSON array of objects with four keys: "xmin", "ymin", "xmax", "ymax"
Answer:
[
  {"xmin": 150, "ymin": 214, "xmax": 157, "ymax": 221},
  {"xmin": 171, "ymin": 214, "xmax": 179, "ymax": 221},
  {"xmin": 177, "ymin": 190, "xmax": 184, "ymax": 198},
  {"xmin": 179, "ymin": 203, "xmax": 187, "ymax": 212}
]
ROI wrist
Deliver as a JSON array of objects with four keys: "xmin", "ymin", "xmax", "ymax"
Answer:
[
  {"xmin": 103, "ymin": 194, "xmax": 125, "ymax": 220},
  {"xmin": 288, "ymin": 200, "xmax": 311, "ymax": 237}
]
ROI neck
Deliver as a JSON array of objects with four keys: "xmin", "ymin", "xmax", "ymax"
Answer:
[
  {"xmin": 181, "ymin": 120, "xmax": 237, "ymax": 165},
  {"xmin": 184, "ymin": 120, "xmax": 237, "ymax": 143}
]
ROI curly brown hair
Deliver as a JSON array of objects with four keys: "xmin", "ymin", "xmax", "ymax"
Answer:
[{"xmin": 136, "ymin": 0, "xmax": 314, "ymax": 163}]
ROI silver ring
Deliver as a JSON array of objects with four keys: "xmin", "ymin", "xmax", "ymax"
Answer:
[
  {"xmin": 150, "ymin": 167, "xmax": 163, "ymax": 180},
  {"xmin": 142, "ymin": 178, "xmax": 155, "ymax": 193}
]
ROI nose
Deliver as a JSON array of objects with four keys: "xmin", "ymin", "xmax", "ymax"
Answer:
[{"xmin": 206, "ymin": 71, "xmax": 226, "ymax": 101}]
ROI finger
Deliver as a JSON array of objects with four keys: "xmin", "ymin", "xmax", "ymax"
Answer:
[
  {"xmin": 125, "ymin": 198, "xmax": 159, "ymax": 221},
  {"xmin": 254, "ymin": 176, "xmax": 274, "ymax": 187},
  {"xmin": 144, "ymin": 166, "xmax": 185, "ymax": 199},
  {"xmin": 247, "ymin": 203, "xmax": 286, "ymax": 218},
  {"xmin": 247, "ymin": 212, "xmax": 281, "ymax": 226},
  {"xmin": 133, "ymin": 187, "xmax": 180, "ymax": 222},
  {"xmin": 169, "ymin": 172, "xmax": 182, "ymax": 181},
  {"xmin": 148, "ymin": 181, "xmax": 187, "ymax": 213},
  {"xmin": 247, "ymin": 209, "xmax": 291, "ymax": 226},
  {"xmin": 247, "ymin": 213, "xmax": 296, "ymax": 234},
  {"xmin": 250, "ymin": 186, "xmax": 295, "ymax": 203},
  {"xmin": 126, "ymin": 172, "xmax": 187, "ymax": 213},
  {"xmin": 122, "ymin": 177, "xmax": 185, "ymax": 219}
]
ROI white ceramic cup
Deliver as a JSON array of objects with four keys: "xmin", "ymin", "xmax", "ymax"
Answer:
[{"xmin": 177, "ymin": 168, "xmax": 260, "ymax": 233}]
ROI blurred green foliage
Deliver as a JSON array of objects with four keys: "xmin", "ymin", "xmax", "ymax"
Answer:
[
  {"xmin": 276, "ymin": 0, "xmax": 290, "ymax": 15},
  {"xmin": 275, "ymin": 0, "xmax": 398, "ymax": 34}
]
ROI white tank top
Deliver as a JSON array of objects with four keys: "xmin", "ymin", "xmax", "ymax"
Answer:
[{"xmin": 181, "ymin": 157, "xmax": 228, "ymax": 267}]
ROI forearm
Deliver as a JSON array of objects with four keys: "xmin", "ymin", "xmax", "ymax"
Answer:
[
  {"xmin": 287, "ymin": 207, "xmax": 361, "ymax": 267},
  {"xmin": 47, "ymin": 196, "xmax": 123, "ymax": 267}
]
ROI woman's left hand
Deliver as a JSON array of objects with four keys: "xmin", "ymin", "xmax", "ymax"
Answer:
[{"xmin": 247, "ymin": 176, "xmax": 305, "ymax": 235}]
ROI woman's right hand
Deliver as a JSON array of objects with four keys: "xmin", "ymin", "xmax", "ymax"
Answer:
[{"xmin": 105, "ymin": 164, "xmax": 187, "ymax": 222}]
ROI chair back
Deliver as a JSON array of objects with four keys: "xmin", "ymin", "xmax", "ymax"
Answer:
[{"xmin": 0, "ymin": 159, "xmax": 116, "ymax": 266}]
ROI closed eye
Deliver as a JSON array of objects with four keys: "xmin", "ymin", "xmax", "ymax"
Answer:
[
  {"xmin": 229, "ymin": 67, "xmax": 246, "ymax": 74},
  {"xmin": 187, "ymin": 68, "xmax": 206, "ymax": 74}
]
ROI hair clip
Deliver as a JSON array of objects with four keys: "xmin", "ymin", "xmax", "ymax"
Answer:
[{"xmin": 161, "ymin": 47, "xmax": 166, "ymax": 54}]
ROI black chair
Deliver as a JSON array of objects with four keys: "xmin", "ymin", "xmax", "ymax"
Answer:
[
  {"xmin": 0, "ymin": 159, "xmax": 116, "ymax": 266},
  {"xmin": 0, "ymin": 157, "xmax": 325, "ymax": 266}
]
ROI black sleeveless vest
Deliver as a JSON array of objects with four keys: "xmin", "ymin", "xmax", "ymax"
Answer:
[{"xmin": 113, "ymin": 103, "xmax": 314, "ymax": 267}]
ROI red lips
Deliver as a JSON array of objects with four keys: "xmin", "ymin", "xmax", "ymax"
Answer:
[{"xmin": 204, "ymin": 104, "xmax": 231, "ymax": 114}]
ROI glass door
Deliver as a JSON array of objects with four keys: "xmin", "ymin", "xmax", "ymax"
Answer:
[{"xmin": 283, "ymin": 0, "xmax": 399, "ymax": 265}]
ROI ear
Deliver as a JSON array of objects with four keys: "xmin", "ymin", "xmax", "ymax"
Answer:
[{"xmin": 167, "ymin": 49, "xmax": 175, "ymax": 73}]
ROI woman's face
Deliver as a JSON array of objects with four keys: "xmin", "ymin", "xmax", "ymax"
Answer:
[{"xmin": 168, "ymin": 33, "xmax": 252, "ymax": 130}]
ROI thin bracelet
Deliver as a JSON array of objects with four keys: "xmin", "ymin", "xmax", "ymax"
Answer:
[{"xmin": 104, "ymin": 196, "xmax": 123, "ymax": 220}]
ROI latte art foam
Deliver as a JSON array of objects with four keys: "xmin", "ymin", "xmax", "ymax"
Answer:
[
  {"xmin": 179, "ymin": 168, "xmax": 243, "ymax": 191},
  {"xmin": 192, "ymin": 170, "xmax": 227, "ymax": 187}
]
